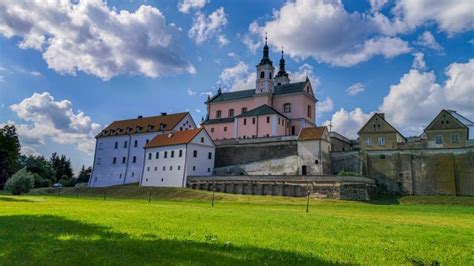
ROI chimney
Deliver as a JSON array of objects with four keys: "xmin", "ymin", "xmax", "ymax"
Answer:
[
  {"xmin": 137, "ymin": 115, "xmax": 143, "ymax": 119},
  {"xmin": 161, "ymin": 112, "xmax": 167, "ymax": 116}
]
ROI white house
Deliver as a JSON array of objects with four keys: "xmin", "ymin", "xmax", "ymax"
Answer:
[
  {"xmin": 89, "ymin": 112, "xmax": 196, "ymax": 187},
  {"xmin": 141, "ymin": 128, "xmax": 215, "ymax": 187}
]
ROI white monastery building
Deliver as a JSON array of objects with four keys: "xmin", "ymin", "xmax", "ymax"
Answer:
[
  {"xmin": 89, "ymin": 112, "xmax": 196, "ymax": 187},
  {"xmin": 141, "ymin": 128, "xmax": 215, "ymax": 187}
]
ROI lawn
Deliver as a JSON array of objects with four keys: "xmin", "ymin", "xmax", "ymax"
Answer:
[{"xmin": 0, "ymin": 187, "xmax": 473, "ymax": 265}]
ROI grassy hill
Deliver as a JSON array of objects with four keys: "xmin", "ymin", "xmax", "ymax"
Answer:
[{"xmin": 0, "ymin": 187, "xmax": 473, "ymax": 265}]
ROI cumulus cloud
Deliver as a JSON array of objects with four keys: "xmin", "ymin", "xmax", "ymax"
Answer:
[
  {"xmin": 187, "ymin": 89, "xmax": 197, "ymax": 96},
  {"xmin": 188, "ymin": 7, "xmax": 228, "ymax": 45},
  {"xmin": 346, "ymin": 83, "xmax": 365, "ymax": 96},
  {"xmin": 325, "ymin": 57, "xmax": 474, "ymax": 137},
  {"xmin": 0, "ymin": 1, "xmax": 195, "ymax": 80},
  {"xmin": 217, "ymin": 35, "xmax": 230, "ymax": 46},
  {"xmin": 323, "ymin": 108, "xmax": 374, "ymax": 139},
  {"xmin": 369, "ymin": 0, "xmax": 388, "ymax": 12},
  {"xmin": 248, "ymin": 0, "xmax": 411, "ymax": 67},
  {"xmin": 411, "ymin": 52, "xmax": 426, "ymax": 70},
  {"xmin": 316, "ymin": 97, "xmax": 334, "ymax": 113},
  {"xmin": 177, "ymin": 0, "xmax": 208, "ymax": 14},
  {"xmin": 414, "ymin": 31, "xmax": 443, "ymax": 51},
  {"xmin": 9, "ymin": 92, "xmax": 100, "ymax": 154},
  {"xmin": 242, "ymin": 21, "xmax": 263, "ymax": 54}
]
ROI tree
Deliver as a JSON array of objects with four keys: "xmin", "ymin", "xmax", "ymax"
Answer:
[
  {"xmin": 50, "ymin": 153, "xmax": 74, "ymax": 182},
  {"xmin": 0, "ymin": 125, "xmax": 21, "ymax": 188},
  {"xmin": 5, "ymin": 168, "xmax": 35, "ymax": 195},
  {"xmin": 20, "ymin": 155, "xmax": 56, "ymax": 188},
  {"xmin": 77, "ymin": 165, "xmax": 92, "ymax": 183}
]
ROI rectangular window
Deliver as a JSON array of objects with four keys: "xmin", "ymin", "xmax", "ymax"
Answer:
[
  {"xmin": 146, "ymin": 139, "xmax": 149, "ymax": 144},
  {"xmin": 154, "ymin": 167, "xmax": 157, "ymax": 171},
  {"xmin": 113, "ymin": 157, "xmax": 116, "ymax": 164},
  {"xmin": 228, "ymin": 109, "xmax": 234, "ymax": 117},
  {"xmin": 114, "ymin": 142, "xmax": 118, "ymax": 149},
  {"xmin": 132, "ymin": 156, "xmax": 136, "ymax": 163},
  {"xmin": 134, "ymin": 140, "xmax": 138, "ymax": 147},
  {"xmin": 252, "ymin": 117, "xmax": 256, "ymax": 124},
  {"xmin": 164, "ymin": 151, "xmax": 168, "ymax": 158},
  {"xmin": 216, "ymin": 110, "xmax": 222, "ymax": 118},
  {"xmin": 378, "ymin": 137, "xmax": 385, "ymax": 146},
  {"xmin": 97, "ymin": 158, "xmax": 102, "ymax": 165},
  {"xmin": 193, "ymin": 150, "xmax": 197, "ymax": 158},
  {"xmin": 98, "ymin": 143, "xmax": 103, "ymax": 150},
  {"xmin": 366, "ymin": 138, "xmax": 372, "ymax": 146},
  {"xmin": 122, "ymin": 157, "xmax": 126, "ymax": 164},
  {"xmin": 192, "ymin": 166, "xmax": 196, "ymax": 171},
  {"xmin": 435, "ymin": 135, "xmax": 443, "ymax": 144},
  {"xmin": 155, "ymin": 152, "xmax": 159, "ymax": 159},
  {"xmin": 163, "ymin": 166, "xmax": 166, "ymax": 171},
  {"xmin": 200, "ymin": 137, "xmax": 204, "ymax": 143},
  {"xmin": 147, "ymin": 167, "xmax": 150, "ymax": 172},
  {"xmin": 208, "ymin": 152, "xmax": 212, "ymax": 160},
  {"xmin": 179, "ymin": 150, "xmax": 183, "ymax": 157},
  {"xmin": 208, "ymin": 168, "xmax": 211, "ymax": 172},
  {"xmin": 266, "ymin": 116, "xmax": 270, "ymax": 123},
  {"xmin": 243, "ymin": 118, "xmax": 247, "ymax": 125},
  {"xmin": 178, "ymin": 165, "xmax": 181, "ymax": 170},
  {"xmin": 148, "ymin": 153, "xmax": 152, "ymax": 160},
  {"xmin": 452, "ymin": 133, "xmax": 459, "ymax": 144},
  {"xmin": 124, "ymin": 141, "xmax": 128, "ymax": 148},
  {"xmin": 211, "ymin": 128, "xmax": 214, "ymax": 133},
  {"xmin": 224, "ymin": 126, "xmax": 227, "ymax": 132},
  {"xmin": 283, "ymin": 103, "xmax": 291, "ymax": 113},
  {"xmin": 171, "ymin": 150, "xmax": 175, "ymax": 158},
  {"xmin": 170, "ymin": 166, "xmax": 173, "ymax": 171},
  {"xmin": 241, "ymin": 107, "xmax": 247, "ymax": 113}
]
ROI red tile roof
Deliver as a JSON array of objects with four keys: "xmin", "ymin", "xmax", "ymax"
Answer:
[
  {"xmin": 145, "ymin": 128, "xmax": 204, "ymax": 148},
  {"xmin": 96, "ymin": 112, "xmax": 189, "ymax": 138},
  {"xmin": 298, "ymin": 126, "xmax": 328, "ymax": 140}
]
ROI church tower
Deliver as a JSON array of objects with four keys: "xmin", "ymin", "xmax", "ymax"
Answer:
[
  {"xmin": 274, "ymin": 49, "xmax": 290, "ymax": 86},
  {"xmin": 255, "ymin": 34, "xmax": 275, "ymax": 94}
]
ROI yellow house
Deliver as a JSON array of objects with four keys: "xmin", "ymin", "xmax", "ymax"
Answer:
[
  {"xmin": 358, "ymin": 113, "xmax": 406, "ymax": 150},
  {"xmin": 424, "ymin": 110, "xmax": 473, "ymax": 148}
]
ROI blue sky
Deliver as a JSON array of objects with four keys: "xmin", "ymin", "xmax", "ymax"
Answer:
[{"xmin": 0, "ymin": 0, "xmax": 473, "ymax": 172}]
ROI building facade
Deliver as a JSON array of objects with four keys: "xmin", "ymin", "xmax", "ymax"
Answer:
[
  {"xmin": 358, "ymin": 113, "xmax": 406, "ymax": 151},
  {"xmin": 203, "ymin": 39, "xmax": 317, "ymax": 140},
  {"xmin": 297, "ymin": 126, "xmax": 332, "ymax": 175},
  {"xmin": 89, "ymin": 112, "xmax": 196, "ymax": 187},
  {"xmin": 142, "ymin": 128, "xmax": 215, "ymax": 187},
  {"xmin": 424, "ymin": 109, "xmax": 473, "ymax": 148},
  {"xmin": 329, "ymin": 131, "xmax": 352, "ymax": 152}
]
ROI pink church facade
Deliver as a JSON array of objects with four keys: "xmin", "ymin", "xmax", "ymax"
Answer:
[{"xmin": 202, "ymin": 39, "xmax": 318, "ymax": 140}]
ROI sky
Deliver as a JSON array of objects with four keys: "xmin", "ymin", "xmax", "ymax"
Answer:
[{"xmin": 0, "ymin": 0, "xmax": 473, "ymax": 173}]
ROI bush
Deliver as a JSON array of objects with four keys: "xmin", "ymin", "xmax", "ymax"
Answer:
[
  {"xmin": 33, "ymin": 173, "xmax": 52, "ymax": 188},
  {"xmin": 338, "ymin": 170, "xmax": 361, "ymax": 176},
  {"xmin": 5, "ymin": 168, "xmax": 35, "ymax": 195}
]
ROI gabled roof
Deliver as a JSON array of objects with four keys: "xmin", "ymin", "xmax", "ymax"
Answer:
[
  {"xmin": 447, "ymin": 110, "xmax": 473, "ymax": 127},
  {"xmin": 145, "ymin": 128, "xmax": 204, "ymax": 148},
  {"xmin": 207, "ymin": 80, "xmax": 315, "ymax": 104},
  {"xmin": 298, "ymin": 126, "xmax": 329, "ymax": 141},
  {"xmin": 358, "ymin": 113, "xmax": 407, "ymax": 141},
  {"xmin": 202, "ymin": 117, "xmax": 234, "ymax": 125},
  {"xmin": 236, "ymin": 104, "xmax": 287, "ymax": 118},
  {"xmin": 97, "ymin": 112, "xmax": 189, "ymax": 138}
]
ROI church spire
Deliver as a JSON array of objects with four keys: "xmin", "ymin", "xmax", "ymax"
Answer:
[
  {"xmin": 258, "ymin": 32, "xmax": 273, "ymax": 66},
  {"xmin": 276, "ymin": 47, "xmax": 288, "ymax": 78}
]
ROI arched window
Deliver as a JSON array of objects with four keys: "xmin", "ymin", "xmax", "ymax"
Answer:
[
  {"xmin": 269, "ymin": 72, "xmax": 272, "ymax": 78},
  {"xmin": 284, "ymin": 103, "xmax": 291, "ymax": 113},
  {"xmin": 260, "ymin": 71, "xmax": 265, "ymax": 78},
  {"xmin": 307, "ymin": 105, "xmax": 312, "ymax": 118}
]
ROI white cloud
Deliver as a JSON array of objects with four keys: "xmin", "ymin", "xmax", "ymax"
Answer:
[
  {"xmin": 187, "ymin": 88, "xmax": 197, "ymax": 96},
  {"xmin": 392, "ymin": 0, "xmax": 474, "ymax": 36},
  {"xmin": 188, "ymin": 7, "xmax": 228, "ymax": 45},
  {"xmin": 414, "ymin": 31, "xmax": 443, "ymax": 51},
  {"xmin": 411, "ymin": 52, "xmax": 426, "ymax": 70},
  {"xmin": 200, "ymin": 91, "xmax": 213, "ymax": 97},
  {"xmin": 195, "ymin": 108, "xmax": 201, "ymax": 113},
  {"xmin": 288, "ymin": 63, "xmax": 320, "ymax": 89},
  {"xmin": 218, "ymin": 61, "xmax": 253, "ymax": 91},
  {"xmin": 316, "ymin": 97, "xmax": 334, "ymax": 113},
  {"xmin": 242, "ymin": 21, "xmax": 263, "ymax": 54},
  {"xmin": 9, "ymin": 92, "xmax": 100, "ymax": 154},
  {"xmin": 380, "ymin": 58, "xmax": 474, "ymax": 135},
  {"xmin": 0, "ymin": 1, "xmax": 195, "ymax": 80},
  {"xmin": 217, "ymin": 35, "xmax": 229, "ymax": 46},
  {"xmin": 254, "ymin": 0, "xmax": 411, "ymax": 67},
  {"xmin": 369, "ymin": 0, "xmax": 388, "ymax": 12},
  {"xmin": 177, "ymin": 0, "xmax": 208, "ymax": 14},
  {"xmin": 346, "ymin": 83, "xmax": 365, "ymax": 96},
  {"xmin": 323, "ymin": 108, "xmax": 374, "ymax": 139}
]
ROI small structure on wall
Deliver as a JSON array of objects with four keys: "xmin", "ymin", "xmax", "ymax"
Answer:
[
  {"xmin": 424, "ymin": 109, "xmax": 474, "ymax": 148},
  {"xmin": 358, "ymin": 113, "xmax": 406, "ymax": 151},
  {"xmin": 141, "ymin": 128, "xmax": 215, "ymax": 187}
]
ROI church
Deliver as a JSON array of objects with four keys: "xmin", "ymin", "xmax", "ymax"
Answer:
[{"xmin": 203, "ymin": 37, "xmax": 318, "ymax": 140}]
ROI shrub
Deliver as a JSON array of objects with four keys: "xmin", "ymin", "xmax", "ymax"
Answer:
[
  {"xmin": 33, "ymin": 173, "xmax": 52, "ymax": 188},
  {"xmin": 338, "ymin": 170, "xmax": 361, "ymax": 176},
  {"xmin": 5, "ymin": 168, "xmax": 35, "ymax": 195}
]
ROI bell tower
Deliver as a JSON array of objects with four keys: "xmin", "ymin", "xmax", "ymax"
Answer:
[
  {"xmin": 255, "ymin": 34, "xmax": 275, "ymax": 94},
  {"xmin": 274, "ymin": 48, "xmax": 290, "ymax": 86}
]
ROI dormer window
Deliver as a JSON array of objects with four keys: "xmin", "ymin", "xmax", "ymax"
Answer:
[
  {"xmin": 126, "ymin": 127, "xmax": 132, "ymax": 134},
  {"xmin": 241, "ymin": 107, "xmax": 247, "ymax": 114},
  {"xmin": 147, "ymin": 125, "xmax": 154, "ymax": 132},
  {"xmin": 228, "ymin": 109, "xmax": 234, "ymax": 117},
  {"xmin": 283, "ymin": 103, "xmax": 291, "ymax": 113},
  {"xmin": 159, "ymin": 123, "xmax": 165, "ymax": 131},
  {"xmin": 216, "ymin": 110, "xmax": 222, "ymax": 118}
]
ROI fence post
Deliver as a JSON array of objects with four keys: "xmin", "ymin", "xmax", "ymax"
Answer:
[
  {"xmin": 148, "ymin": 189, "xmax": 152, "ymax": 203},
  {"xmin": 306, "ymin": 184, "xmax": 311, "ymax": 213},
  {"xmin": 103, "ymin": 188, "xmax": 107, "ymax": 200},
  {"xmin": 212, "ymin": 183, "xmax": 216, "ymax": 207}
]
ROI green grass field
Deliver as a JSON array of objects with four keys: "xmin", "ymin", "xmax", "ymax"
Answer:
[{"xmin": 0, "ymin": 187, "xmax": 473, "ymax": 265}]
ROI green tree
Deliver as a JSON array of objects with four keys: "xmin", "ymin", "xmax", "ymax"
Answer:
[
  {"xmin": 0, "ymin": 125, "xmax": 21, "ymax": 188},
  {"xmin": 50, "ymin": 153, "xmax": 74, "ymax": 182},
  {"xmin": 20, "ymin": 155, "xmax": 57, "ymax": 188},
  {"xmin": 5, "ymin": 168, "xmax": 35, "ymax": 195},
  {"xmin": 77, "ymin": 165, "xmax": 92, "ymax": 183}
]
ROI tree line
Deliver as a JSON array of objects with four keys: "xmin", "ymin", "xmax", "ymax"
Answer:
[{"xmin": 0, "ymin": 124, "xmax": 91, "ymax": 191}]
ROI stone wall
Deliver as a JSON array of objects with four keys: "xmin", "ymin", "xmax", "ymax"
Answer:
[
  {"xmin": 331, "ymin": 148, "xmax": 474, "ymax": 196},
  {"xmin": 187, "ymin": 175, "xmax": 376, "ymax": 200}
]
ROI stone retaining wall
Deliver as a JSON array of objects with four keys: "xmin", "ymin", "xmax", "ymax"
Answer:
[{"xmin": 187, "ymin": 175, "xmax": 376, "ymax": 200}]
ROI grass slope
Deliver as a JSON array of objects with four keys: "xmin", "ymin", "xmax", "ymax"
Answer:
[{"xmin": 0, "ymin": 187, "xmax": 473, "ymax": 265}]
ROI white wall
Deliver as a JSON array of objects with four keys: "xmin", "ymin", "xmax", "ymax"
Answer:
[
  {"xmin": 141, "ymin": 144, "xmax": 187, "ymax": 187},
  {"xmin": 185, "ymin": 130, "xmax": 215, "ymax": 179}
]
